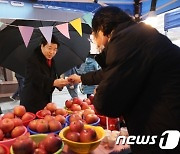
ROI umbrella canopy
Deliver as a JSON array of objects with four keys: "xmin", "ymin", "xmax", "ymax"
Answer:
[{"xmin": 0, "ymin": 19, "xmax": 91, "ymax": 77}]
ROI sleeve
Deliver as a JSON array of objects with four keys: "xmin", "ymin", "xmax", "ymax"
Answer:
[
  {"xmin": 93, "ymin": 42, "xmax": 152, "ymax": 118},
  {"xmin": 81, "ymin": 69, "xmax": 103, "ymax": 85},
  {"xmin": 25, "ymin": 58, "xmax": 54, "ymax": 93}
]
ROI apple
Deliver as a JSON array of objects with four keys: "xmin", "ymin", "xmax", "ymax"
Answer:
[
  {"xmin": 36, "ymin": 119, "xmax": 49, "ymax": 133},
  {"xmin": 38, "ymin": 141, "xmax": 45, "ymax": 150},
  {"xmin": 65, "ymin": 99, "xmax": 73, "ymax": 108},
  {"xmin": 55, "ymin": 108, "xmax": 67, "ymax": 116},
  {"xmin": 0, "ymin": 118, "xmax": 14, "ymax": 133},
  {"xmin": 46, "ymin": 103, "xmax": 57, "ymax": 113},
  {"xmin": 43, "ymin": 133, "xmax": 62, "ymax": 153},
  {"xmin": 21, "ymin": 112, "xmax": 34, "ymax": 122},
  {"xmin": 66, "ymin": 131, "xmax": 80, "ymax": 142},
  {"xmin": 13, "ymin": 105, "xmax": 26, "ymax": 117},
  {"xmin": 69, "ymin": 120, "xmax": 84, "ymax": 132},
  {"xmin": 34, "ymin": 148, "xmax": 47, "ymax": 154},
  {"xmin": 80, "ymin": 128, "xmax": 97, "ymax": 142},
  {"xmin": 13, "ymin": 118, "xmax": 23, "ymax": 127},
  {"xmin": 83, "ymin": 109, "xmax": 95, "ymax": 118},
  {"xmin": 0, "ymin": 129, "xmax": 4, "ymax": 141},
  {"xmin": 12, "ymin": 135, "xmax": 34, "ymax": 154},
  {"xmin": 28, "ymin": 120, "xmax": 37, "ymax": 131},
  {"xmin": 55, "ymin": 115, "xmax": 66, "ymax": 125},
  {"xmin": 89, "ymin": 95, "xmax": 94, "ymax": 104},
  {"xmin": 44, "ymin": 115, "xmax": 54, "ymax": 122},
  {"xmin": 69, "ymin": 114, "xmax": 82, "ymax": 123},
  {"xmin": 73, "ymin": 97, "xmax": 83, "ymax": 105},
  {"xmin": 81, "ymin": 102, "xmax": 90, "ymax": 110},
  {"xmin": 2, "ymin": 112, "xmax": 15, "ymax": 119},
  {"xmin": 40, "ymin": 109, "xmax": 51, "ymax": 117},
  {"xmin": 85, "ymin": 114, "xmax": 99, "ymax": 124},
  {"xmin": 48, "ymin": 120, "xmax": 62, "ymax": 132},
  {"xmin": 11, "ymin": 126, "xmax": 25, "ymax": 138},
  {"xmin": 89, "ymin": 105, "xmax": 95, "ymax": 110},
  {"xmin": 83, "ymin": 98, "xmax": 91, "ymax": 105},
  {"xmin": 0, "ymin": 145, "xmax": 5, "ymax": 154},
  {"xmin": 70, "ymin": 104, "xmax": 81, "ymax": 111}
]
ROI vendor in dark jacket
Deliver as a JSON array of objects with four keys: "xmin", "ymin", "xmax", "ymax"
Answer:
[
  {"xmin": 68, "ymin": 6, "xmax": 180, "ymax": 154},
  {"xmin": 20, "ymin": 35, "xmax": 69, "ymax": 113}
]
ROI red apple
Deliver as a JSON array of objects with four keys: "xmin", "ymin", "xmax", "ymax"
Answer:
[
  {"xmin": 11, "ymin": 126, "xmax": 25, "ymax": 138},
  {"xmin": 12, "ymin": 135, "xmax": 34, "ymax": 154},
  {"xmin": 89, "ymin": 95, "xmax": 94, "ymax": 104},
  {"xmin": 46, "ymin": 103, "xmax": 57, "ymax": 113},
  {"xmin": 83, "ymin": 109, "xmax": 95, "ymax": 118},
  {"xmin": 48, "ymin": 120, "xmax": 62, "ymax": 132},
  {"xmin": 55, "ymin": 115, "xmax": 66, "ymax": 125},
  {"xmin": 69, "ymin": 114, "xmax": 82, "ymax": 123},
  {"xmin": 2, "ymin": 112, "xmax": 15, "ymax": 119},
  {"xmin": 13, "ymin": 118, "xmax": 23, "ymax": 127},
  {"xmin": 55, "ymin": 108, "xmax": 67, "ymax": 116},
  {"xmin": 81, "ymin": 102, "xmax": 90, "ymax": 110},
  {"xmin": 0, "ymin": 145, "xmax": 5, "ymax": 154},
  {"xmin": 73, "ymin": 97, "xmax": 83, "ymax": 105},
  {"xmin": 40, "ymin": 109, "xmax": 51, "ymax": 118},
  {"xmin": 44, "ymin": 115, "xmax": 54, "ymax": 122},
  {"xmin": 66, "ymin": 131, "xmax": 80, "ymax": 142},
  {"xmin": 36, "ymin": 119, "xmax": 49, "ymax": 133},
  {"xmin": 83, "ymin": 98, "xmax": 91, "ymax": 105},
  {"xmin": 34, "ymin": 148, "xmax": 47, "ymax": 154},
  {"xmin": 0, "ymin": 118, "xmax": 14, "ymax": 133},
  {"xmin": 13, "ymin": 105, "xmax": 26, "ymax": 117},
  {"xmin": 21, "ymin": 112, "xmax": 34, "ymax": 122},
  {"xmin": 38, "ymin": 141, "xmax": 45, "ymax": 150},
  {"xmin": 69, "ymin": 120, "xmax": 84, "ymax": 132},
  {"xmin": 43, "ymin": 133, "xmax": 62, "ymax": 153},
  {"xmin": 85, "ymin": 114, "xmax": 99, "ymax": 124},
  {"xmin": 0, "ymin": 129, "xmax": 4, "ymax": 141},
  {"xmin": 28, "ymin": 120, "xmax": 37, "ymax": 131},
  {"xmin": 89, "ymin": 104, "xmax": 95, "ymax": 110},
  {"xmin": 80, "ymin": 128, "xmax": 97, "ymax": 142},
  {"xmin": 70, "ymin": 104, "xmax": 81, "ymax": 111},
  {"xmin": 65, "ymin": 99, "xmax": 73, "ymax": 108}
]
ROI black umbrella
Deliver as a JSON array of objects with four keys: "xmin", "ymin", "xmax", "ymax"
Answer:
[{"xmin": 0, "ymin": 19, "xmax": 91, "ymax": 76}]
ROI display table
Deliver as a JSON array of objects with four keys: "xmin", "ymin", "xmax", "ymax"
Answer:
[{"xmin": 61, "ymin": 142, "xmax": 130, "ymax": 154}]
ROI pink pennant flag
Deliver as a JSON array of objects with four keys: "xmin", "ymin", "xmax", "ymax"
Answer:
[
  {"xmin": 18, "ymin": 26, "xmax": 34, "ymax": 47},
  {"xmin": 56, "ymin": 23, "xmax": 70, "ymax": 39},
  {"xmin": 39, "ymin": 26, "xmax": 53, "ymax": 43}
]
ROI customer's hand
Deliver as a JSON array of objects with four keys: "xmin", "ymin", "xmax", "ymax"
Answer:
[
  {"xmin": 68, "ymin": 74, "xmax": 81, "ymax": 84},
  {"xmin": 53, "ymin": 78, "xmax": 69, "ymax": 88}
]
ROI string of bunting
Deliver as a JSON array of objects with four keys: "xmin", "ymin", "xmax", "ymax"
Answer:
[{"xmin": 0, "ymin": 13, "xmax": 93, "ymax": 47}]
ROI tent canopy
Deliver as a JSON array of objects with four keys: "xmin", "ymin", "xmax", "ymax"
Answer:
[{"xmin": 0, "ymin": 0, "xmax": 179, "ymax": 22}]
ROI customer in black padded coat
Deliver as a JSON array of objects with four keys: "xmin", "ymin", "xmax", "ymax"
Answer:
[{"xmin": 68, "ymin": 6, "xmax": 180, "ymax": 154}]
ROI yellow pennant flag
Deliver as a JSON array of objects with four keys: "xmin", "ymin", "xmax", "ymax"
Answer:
[{"xmin": 70, "ymin": 18, "xmax": 82, "ymax": 36}]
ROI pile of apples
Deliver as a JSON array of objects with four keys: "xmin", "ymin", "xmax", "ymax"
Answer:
[
  {"xmin": 2, "ymin": 105, "xmax": 35, "ymax": 125},
  {"xmin": 12, "ymin": 133, "xmax": 62, "ymax": 154},
  {"xmin": 65, "ymin": 96, "xmax": 95, "ymax": 111},
  {"xmin": 38, "ymin": 103, "xmax": 68, "ymax": 118},
  {"xmin": 28, "ymin": 117, "xmax": 64, "ymax": 133},
  {"xmin": 66, "ymin": 120, "xmax": 97, "ymax": 143},
  {"xmin": 68, "ymin": 109, "xmax": 99, "ymax": 125},
  {"xmin": 0, "ymin": 117, "xmax": 26, "ymax": 140}
]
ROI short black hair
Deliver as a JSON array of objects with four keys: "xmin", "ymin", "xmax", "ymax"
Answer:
[
  {"xmin": 92, "ymin": 6, "xmax": 134, "ymax": 36},
  {"xmin": 41, "ymin": 34, "xmax": 60, "ymax": 48}
]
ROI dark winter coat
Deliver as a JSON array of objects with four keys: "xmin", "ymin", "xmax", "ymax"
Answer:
[
  {"xmin": 81, "ymin": 22, "xmax": 180, "ymax": 154},
  {"xmin": 20, "ymin": 47, "xmax": 58, "ymax": 113}
]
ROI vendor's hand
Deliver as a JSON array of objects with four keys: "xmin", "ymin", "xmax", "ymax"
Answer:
[
  {"xmin": 53, "ymin": 78, "xmax": 69, "ymax": 88},
  {"xmin": 68, "ymin": 74, "xmax": 81, "ymax": 84}
]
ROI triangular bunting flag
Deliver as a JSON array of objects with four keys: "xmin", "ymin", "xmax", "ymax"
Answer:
[
  {"xmin": 0, "ymin": 22, "xmax": 4, "ymax": 28},
  {"xmin": 70, "ymin": 18, "xmax": 82, "ymax": 36},
  {"xmin": 18, "ymin": 26, "xmax": 34, "ymax": 47},
  {"xmin": 82, "ymin": 13, "xmax": 93, "ymax": 27},
  {"xmin": 56, "ymin": 23, "xmax": 70, "ymax": 39},
  {"xmin": 39, "ymin": 26, "xmax": 53, "ymax": 43}
]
